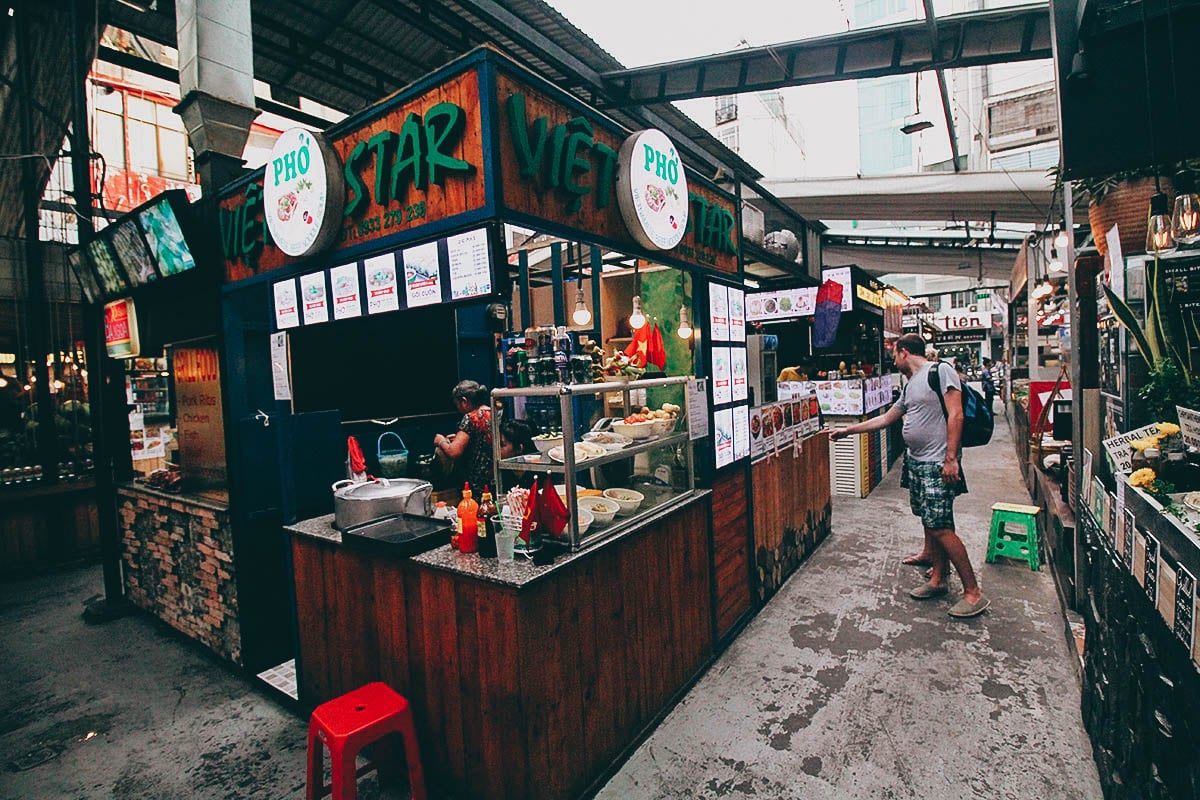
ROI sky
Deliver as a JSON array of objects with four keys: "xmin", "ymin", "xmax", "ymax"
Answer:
[{"xmin": 546, "ymin": 0, "xmax": 864, "ymax": 178}]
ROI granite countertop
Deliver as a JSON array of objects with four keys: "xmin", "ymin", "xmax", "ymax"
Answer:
[{"xmin": 285, "ymin": 490, "xmax": 711, "ymax": 589}]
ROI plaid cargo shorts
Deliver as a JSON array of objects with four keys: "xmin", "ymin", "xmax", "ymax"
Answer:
[{"xmin": 901, "ymin": 455, "xmax": 968, "ymax": 530}]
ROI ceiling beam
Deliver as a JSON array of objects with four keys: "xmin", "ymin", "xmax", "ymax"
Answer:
[
  {"xmin": 920, "ymin": 0, "xmax": 962, "ymax": 173},
  {"xmin": 601, "ymin": 3, "xmax": 1052, "ymax": 105}
]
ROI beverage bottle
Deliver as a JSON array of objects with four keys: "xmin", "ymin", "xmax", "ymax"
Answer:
[
  {"xmin": 477, "ymin": 486, "xmax": 498, "ymax": 558},
  {"xmin": 456, "ymin": 483, "xmax": 479, "ymax": 553},
  {"xmin": 554, "ymin": 325, "xmax": 572, "ymax": 383}
]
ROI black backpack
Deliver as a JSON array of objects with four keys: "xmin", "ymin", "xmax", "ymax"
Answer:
[{"xmin": 928, "ymin": 363, "xmax": 994, "ymax": 447}]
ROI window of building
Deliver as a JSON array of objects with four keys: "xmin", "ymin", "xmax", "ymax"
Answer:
[
  {"xmin": 858, "ymin": 76, "xmax": 912, "ymax": 174},
  {"xmin": 91, "ymin": 86, "xmax": 192, "ymax": 182},
  {"xmin": 715, "ymin": 95, "xmax": 738, "ymax": 125},
  {"xmin": 926, "ymin": 295, "xmax": 941, "ymax": 312},
  {"xmin": 717, "ymin": 124, "xmax": 740, "ymax": 153},
  {"xmin": 855, "ymin": 0, "xmax": 909, "ymax": 26},
  {"xmin": 951, "ymin": 290, "xmax": 973, "ymax": 309}
]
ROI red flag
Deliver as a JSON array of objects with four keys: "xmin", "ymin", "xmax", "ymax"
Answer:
[
  {"xmin": 646, "ymin": 323, "xmax": 666, "ymax": 370},
  {"xmin": 623, "ymin": 322, "xmax": 652, "ymax": 367},
  {"xmin": 538, "ymin": 476, "xmax": 570, "ymax": 537}
]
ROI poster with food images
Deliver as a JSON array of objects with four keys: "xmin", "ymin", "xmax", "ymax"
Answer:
[
  {"xmin": 273, "ymin": 278, "xmax": 300, "ymax": 329},
  {"xmin": 709, "ymin": 283, "xmax": 730, "ymax": 342},
  {"xmin": 712, "ymin": 347, "xmax": 732, "ymax": 405},
  {"xmin": 299, "ymin": 272, "xmax": 330, "ymax": 325},
  {"xmin": 714, "ymin": 408, "xmax": 734, "ymax": 469},
  {"xmin": 448, "ymin": 228, "xmax": 492, "ymax": 299},
  {"xmin": 329, "ymin": 263, "xmax": 362, "ymax": 320},
  {"xmin": 364, "ymin": 254, "xmax": 400, "ymax": 315},
  {"xmin": 759, "ymin": 403, "xmax": 776, "ymax": 452},
  {"xmin": 403, "ymin": 241, "xmax": 442, "ymax": 308},
  {"xmin": 731, "ymin": 347, "xmax": 748, "ymax": 402},
  {"xmin": 728, "ymin": 287, "xmax": 746, "ymax": 342},
  {"xmin": 750, "ymin": 406, "xmax": 765, "ymax": 460},
  {"xmin": 733, "ymin": 404, "xmax": 750, "ymax": 461}
]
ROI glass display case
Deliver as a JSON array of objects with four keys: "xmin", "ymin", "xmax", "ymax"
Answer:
[{"xmin": 492, "ymin": 376, "xmax": 697, "ymax": 551}]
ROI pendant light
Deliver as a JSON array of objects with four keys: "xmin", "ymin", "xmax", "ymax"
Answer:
[
  {"xmin": 571, "ymin": 281, "xmax": 591, "ymax": 326},
  {"xmin": 1054, "ymin": 221, "xmax": 1069, "ymax": 250},
  {"xmin": 1172, "ymin": 170, "xmax": 1200, "ymax": 245},
  {"xmin": 629, "ymin": 295, "xmax": 646, "ymax": 330},
  {"xmin": 676, "ymin": 271, "xmax": 692, "ymax": 339},
  {"xmin": 1048, "ymin": 248, "xmax": 1064, "ymax": 274},
  {"xmin": 1147, "ymin": 191, "xmax": 1178, "ymax": 254},
  {"xmin": 628, "ymin": 263, "xmax": 646, "ymax": 330}
]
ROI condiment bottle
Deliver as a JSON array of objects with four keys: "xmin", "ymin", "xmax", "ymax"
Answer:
[
  {"xmin": 457, "ymin": 483, "xmax": 479, "ymax": 553},
  {"xmin": 476, "ymin": 486, "xmax": 498, "ymax": 558}
]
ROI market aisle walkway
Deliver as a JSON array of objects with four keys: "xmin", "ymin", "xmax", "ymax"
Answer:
[{"xmin": 597, "ymin": 411, "xmax": 1104, "ymax": 800}]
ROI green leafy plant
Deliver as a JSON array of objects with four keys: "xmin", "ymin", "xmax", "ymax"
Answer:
[{"xmin": 1104, "ymin": 256, "xmax": 1200, "ymax": 424}]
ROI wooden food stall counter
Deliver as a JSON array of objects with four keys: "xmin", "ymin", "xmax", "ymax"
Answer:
[{"xmin": 286, "ymin": 492, "xmax": 713, "ymax": 800}]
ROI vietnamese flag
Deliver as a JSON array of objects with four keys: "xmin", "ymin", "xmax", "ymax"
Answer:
[
  {"xmin": 623, "ymin": 322, "xmax": 652, "ymax": 368},
  {"xmin": 646, "ymin": 323, "xmax": 667, "ymax": 371}
]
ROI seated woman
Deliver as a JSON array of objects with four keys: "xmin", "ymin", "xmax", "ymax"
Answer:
[
  {"xmin": 433, "ymin": 380, "xmax": 492, "ymax": 495},
  {"xmin": 498, "ymin": 417, "xmax": 537, "ymax": 490}
]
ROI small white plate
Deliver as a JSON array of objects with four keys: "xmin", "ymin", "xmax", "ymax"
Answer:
[{"xmin": 547, "ymin": 445, "xmax": 592, "ymax": 463}]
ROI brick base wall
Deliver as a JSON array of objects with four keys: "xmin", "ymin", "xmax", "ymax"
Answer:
[{"xmin": 118, "ymin": 488, "xmax": 241, "ymax": 665}]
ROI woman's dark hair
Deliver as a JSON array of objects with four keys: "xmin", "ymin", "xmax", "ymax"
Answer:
[
  {"xmin": 452, "ymin": 379, "xmax": 488, "ymax": 407},
  {"xmin": 499, "ymin": 418, "xmax": 536, "ymax": 455}
]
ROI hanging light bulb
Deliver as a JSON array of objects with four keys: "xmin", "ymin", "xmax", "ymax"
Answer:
[
  {"xmin": 1172, "ymin": 170, "xmax": 1200, "ymax": 245},
  {"xmin": 1054, "ymin": 222, "xmax": 1069, "ymax": 250},
  {"xmin": 1048, "ymin": 248, "xmax": 1064, "ymax": 274},
  {"xmin": 677, "ymin": 304, "xmax": 692, "ymax": 339},
  {"xmin": 571, "ymin": 284, "xmax": 591, "ymax": 326},
  {"xmin": 1147, "ymin": 191, "xmax": 1178, "ymax": 254},
  {"xmin": 1032, "ymin": 280, "xmax": 1053, "ymax": 300},
  {"xmin": 629, "ymin": 295, "xmax": 646, "ymax": 330}
]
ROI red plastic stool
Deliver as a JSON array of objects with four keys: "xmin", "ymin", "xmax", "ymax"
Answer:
[{"xmin": 306, "ymin": 682, "xmax": 427, "ymax": 800}]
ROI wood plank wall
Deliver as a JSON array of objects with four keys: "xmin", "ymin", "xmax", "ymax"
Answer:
[
  {"xmin": 292, "ymin": 498, "xmax": 713, "ymax": 800},
  {"xmin": 710, "ymin": 469, "xmax": 752, "ymax": 641},
  {"xmin": 0, "ymin": 482, "xmax": 99, "ymax": 576},
  {"xmin": 750, "ymin": 432, "xmax": 832, "ymax": 603}
]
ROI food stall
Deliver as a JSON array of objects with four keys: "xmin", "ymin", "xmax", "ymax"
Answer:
[
  {"xmin": 63, "ymin": 190, "xmax": 279, "ymax": 665},
  {"xmin": 201, "ymin": 47, "xmax": 825, "ymax": 799}
]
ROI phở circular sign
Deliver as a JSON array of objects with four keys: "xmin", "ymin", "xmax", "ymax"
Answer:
[
  {"xmin": 264, "ymin": 128, "xmax": 344, "ymax": 258},
  {"xmin": 616, "ymin": 129, "xmax": 688, "ymax": 251}
]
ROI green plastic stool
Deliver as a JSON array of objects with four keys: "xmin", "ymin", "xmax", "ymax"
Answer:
[{"xmin": 986, "ymin": 502, "xmax": 1041, "ymax": 571}]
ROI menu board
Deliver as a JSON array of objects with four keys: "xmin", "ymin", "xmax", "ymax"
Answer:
[
  {"xmin": 403, "ymin": 241, "xmax": 442, "ymax": 307},
  {"xmin": 712, "ymin": 347, "xmax": 732, "ymax": 405},
  {"xmin": 447, "ymin": 228, "xmax": 492, "ymax": 299},
  {"xmin": 749, "ymin": 407, "xmax": 765, "ymax": 459},
  {"xmin": 1176, "ymin": 565, "xmax": 1196, "ymax": 648},
  {"xmin": 731, "ymin": 347, "xmax": 748, "ymax": 402},
  {"xmin": 110, "ymin": 219, "xmax": 158, "ymax": 285},
  {"xmin": 174, "ymin": 346, "xmax": 227, "ymax": 487},
  {"xmin": 746, "ymin": 287, "xmax": 817, "ymax": 321},
  {"xmin": 273, "ymin": 278, "xmax": 301, "ymax": 329},
  {"xmin": 329, "ymin": 263, "xmax": 362, "ymax": 320},
  {"xmin": 733, "ymin": 404, "xmax": 750, "ymax": 461},
  {"xmin": 138, "ymin": 197, "xmax": 196, "ymax": 276},
  {"xmin": 364, "ymin": 253, "xmax": 400, "ymax": 314},
  {"xmin": 68, "ymin": 249, "xmax": 99, "ymax": 303},
  {"xmin": 714, "ymin": 408, "xmax": 734, "ymax": 468},
  {"xmin": 299, "ymin": 272, "xmax": 330, "ymax": 325},
  {"xmin": 709, "ymin": 283, "xmax": 730, "ymax": 342},
  {"xmin": 88, "ymin": 238, "xmax": 127, "ymax": 296},
  {"xmin": 728, "ymin": 287, "xmax": 746, "ymax": 342}
]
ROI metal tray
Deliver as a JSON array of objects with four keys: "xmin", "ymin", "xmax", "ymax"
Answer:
[{"xmin": 341, "ymin": 512, "xmax": 452, "ymax": 557}]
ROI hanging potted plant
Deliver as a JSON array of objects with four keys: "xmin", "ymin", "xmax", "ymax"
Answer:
[{"xmin": 1051, "ymin": 165, "xmax": 1177, "ymax": 257}]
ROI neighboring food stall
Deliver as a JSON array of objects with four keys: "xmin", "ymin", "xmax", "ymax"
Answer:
[{"xmin": 200, "ymin": 47, "xmax": 826, "ymax": 799}]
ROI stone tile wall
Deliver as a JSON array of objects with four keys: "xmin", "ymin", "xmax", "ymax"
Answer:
[{"xmin": 118, "ymin": 489, "xmax": 241, "ymax": 665}]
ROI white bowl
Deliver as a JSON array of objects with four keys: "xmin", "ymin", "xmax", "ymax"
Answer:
[
  {"xmin": 575, "ymin": 507, "xmax": 595, "ymax": 535},
  {"xmin": 649, "ymin": 416, "xmax": 678, "ymax": 437},
  {"xmin": 610, "ymin": 420, "xmax": 655, "ymax": 439},
  {"xmin": 533, "ymin": 434, "xmax": 563, "ymax": 455},
  {"xmin": 578, "ymin": 495, "xmax": 618, "ymax": 525},
  {"xmin": 603, "ymin": 488, "xmax": 645, "ymax": 516}
]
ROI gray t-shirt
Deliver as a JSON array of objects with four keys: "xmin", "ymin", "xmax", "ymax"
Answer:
[{"xmin": 895, "ymin": 361, "xmax": 961, "ymax": 462}]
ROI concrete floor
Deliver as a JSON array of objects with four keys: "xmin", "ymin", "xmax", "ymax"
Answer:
[
  {"xmin": 596, "ymin": 412, "xmax": 1103, "ymax": 800},
  {"xmin": 0, "ymin": 411, "xmax": 1102, "ymax": 800}
]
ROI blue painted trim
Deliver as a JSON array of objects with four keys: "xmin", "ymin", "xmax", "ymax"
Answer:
[
  {"xmin": 477, "ymin": 56, "xmax": 502, "ymax": 224},
  {"xmin": 517, "ymin": 250, "xmax": 531, "ymax": 329},
  {"xmin": 550, "ymin": 242, "xmax": 565, "ymax": 326}
]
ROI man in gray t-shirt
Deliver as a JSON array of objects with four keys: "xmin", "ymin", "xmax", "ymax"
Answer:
[{"xmin": 832, "ymin": 334, "xmax": 989, "ymax": 619}]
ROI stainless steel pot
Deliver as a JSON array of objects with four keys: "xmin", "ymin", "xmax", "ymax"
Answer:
[{"xmin": 332, "ymin": 478, "xmax": 433, "ymax": 530}]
